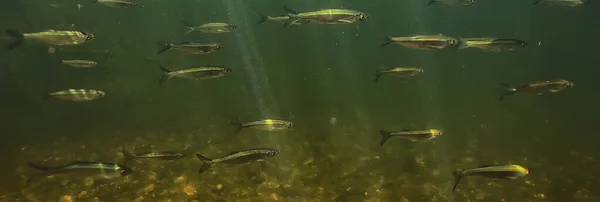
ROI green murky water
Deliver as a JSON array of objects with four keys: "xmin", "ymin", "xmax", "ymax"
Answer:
[{"xmin": 1, "ymin": 0, "xmax": 599, "ymax": 201}]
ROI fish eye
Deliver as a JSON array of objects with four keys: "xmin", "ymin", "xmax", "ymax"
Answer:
[{"xmin": 359, "ymin": 14, "xmax": 366, "ymax": 20}]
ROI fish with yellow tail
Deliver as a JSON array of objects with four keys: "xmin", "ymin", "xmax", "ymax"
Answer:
[
  {"xmin": 458, "ymin": 38, "xmax": 528, "ymax": 52},
  {"xmin": 499, "ymin": 79, "xmax": 574, "ymax": 101},
  {"xmin": 5, "ymin": 29, "xmax": 94, "ymax": 51},
  {"xmin": 379, "ymin": 129, "xmax": 442, "ymax": 146},
  {"xmin": 452, "ymin": 164, "xmax": 529, "ymax": 192}
]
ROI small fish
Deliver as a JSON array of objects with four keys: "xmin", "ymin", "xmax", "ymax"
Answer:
[
  {"xmin": 5, "ymin": 29, "xmax": 95, "ymax": 51},
  {"xmin": 183, "ymin": 21, "xmax": 237, "ymax": 34},
  {"xmin": 379, "ymin": 129, "xmax": 442, "ymax": 146},
  {"xmin": 156, "ymin": 42, "xmax": 223, "ymax": 54},
  {"xmin": 94, "ymin": 0, "xmax": 137, "ymax": 8},
  {"xmin": 458, "ymin": 38, "xmax": 528, "ymax": 52},
  {"xmin": 499, "ymin": 79, "xmax": 574, "ymax": 101},
  {"xmin": 27, "ymin": 161, "xmax": 132, "ymax": 179},
  {"xmin": 452, "ymin": 164, "xmax": 529, "ymax": 192},
  {"xmin": 255, "ymin": 12, "xmax": 311, "ymax": 25},
  {"xmin": 375, "ymin": 67, "xmax": 423, "ymax": 82},
  {"xmin": 196, "ymin": 148, "xmax": 280, "ymax": 173},
  {"xmin": 159, "ymin": 65, "xmax": 232, "ymax": 84},
  {"xmin": 60, "ymin": 60, "xmax": 98, "ymax": 68},
  {"xmin": 48, "ymin": 89, "xmax": 106, "ymax": 101},
  {"xmin": 428, "ymin": 0, "xmax": 476, "ymax": 6},
  {"xmin": 283, "ymin": 6, "xmax": 368, "ymax": 28},
  {"xmin": 533, "ymin": 0, "xmax": 589, "ymax": 6},
  {"xmin": 122, "ymin": 148, "xmax": 185, "ymax": 161},
  {"xmin": 382, "ymin": 35, "xmax": 457, "ymax": 50},
  {"xmin": 231, "ymin": 119, "xmax": 294, "ymax": 131}
]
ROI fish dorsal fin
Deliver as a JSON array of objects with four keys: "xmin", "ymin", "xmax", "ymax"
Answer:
[
  {"xmin": 478, "ymin": 164, "xmax": 493, "ymax": 168},
  {"xmin": 44, "ymin": 29, "xmax": 57, "ymax": 32}
]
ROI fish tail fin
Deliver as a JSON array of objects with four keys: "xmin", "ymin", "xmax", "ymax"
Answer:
[
  {"xmin": 156, "ymin": 42, "xmax": 172, "ymax": 54},
  {"xmin": 230, "ymin": 121, "xmax": 243, "ymax": 131},
  {"xmin": 282, "ymin": 6, "xmax": 301, "ymax": 28},
  {"xmin": 379, "ymin": 130, "xmax": 393, "ymax": 146},
  {"xmin": 457, "ymin": 38, "xmax": 470, "ymax": 50},
  {"xmin": 374, "ymin": 70, "xmax": 383, "ymax": 82},
  {"xmin": 182, "ymin": 20, "xmax": 197, "ymax": 34},
  {"xmin": 121, "ymin": 147, "xmax": 133, "ymax": 160},
  {"xmin": 532, "ymin": 0, "xmax": 542, "ymax": 5},
  {"xmin": 499, "ymin": 83, "xmax": 517, "ymax": 101},
  {"xmin": 428, "ymin": 0, "xmax": 438, "ymax": 6},
  {"xmin": 257, "ymin": 15, "xmax": 269, "ymax": 25},
  {"xmin": 185, "ymin": 27, "xmax": 195, "ymax": 34},
  {"xmin": 58, "ymin": 59, "xmax": 64, "ymax": 65},
  {"xmin": 159, "ymin": 65, "xmax": 173, "ymax": 84},
  {"xmin": 27, "ymin": 162, "xmax": 50, "ymax": 172},
  {"xmin": 196, "ymin": 153, "xmax": 213, "ymax": 173},
  {"xmin": 452, "ymin": 170, "xmax": 463, "ymax": 192},
  {"xmin": 5, "ymin": 29, "xmax": 25, "ymax": 51},
  {"xmin": 381, "ymin": 36, "xmax": 393, "ymax": 47}
]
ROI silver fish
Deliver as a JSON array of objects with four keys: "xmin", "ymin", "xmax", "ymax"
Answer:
[
  {"xmin": 499, "ymin": 79, "xmax": 574, "ymax": 101},
  {"xmin": 158, "ymin": 65, "xmax": 232, "ymax": 84},
  {"xmin": 5, "ymin": 29, "xmax": 94, "ymax": 51},
  {"xmin": 28, "ymin": 161, "xmax": 132, "ymax": 179},
  {"xmin": 196, "ymin": 148, "xmax": 279, "ymax": 173},
  {"xmin": 184, "ymin": 21, "xmax": 237, "ymax": 34},
  {"xmin": 453, "ymin": 164, "xmax": 529, "ymax": 192},
  {"xmin": 533, "ymin": 0, "xmax": 589, "ymax": 6},
  {"xmin": 156, "ymin": 42, "xmax": 223, "ymax": 54},
  {"xmin": 379, "ymin": 129, "xmax": 443, "ymax": 146},
  {"xmin": 375, "ymin": 67, "xmax": 423, "ymax": 81},
  {"xmin": 231, "ymin": 119, "xmax": 294, "ymax": 131},
  {"xmin": 60, "ymin": 60, "xmax": 98, "ymax": 68},
  {"xmin": 47, "ymin": 89, "xmax": 106, "ymax": 101},
  {"xmin": 95, "ymin": 0, "xmax": 137, "ymax": 8}
]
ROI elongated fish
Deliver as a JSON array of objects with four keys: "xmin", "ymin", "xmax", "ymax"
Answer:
[
  {"xmin": 379, "ymin": 129, "xmax": 442, "ymax": 146},
  {"xmin": 60, "ymin": 60, "xmax": 98, "ymax": 68},
  {"xmin": 499, "ymin": 79, "xmax": 574, "ymax": 101},
  {"xmin": 159, "ymin": 65, "xmax": 231, "ymax": 84},
  {"xmin": 231, "ymin": 119, "xmax": 294, "ymax": 132},
  {"xmin": 28, "ymin": 161, "xmax": 132, "ymax": 179},
  {"xmin": 382, "ymin": 35, "xmax": 457, "ymax": 50},
  {"xmin": 5, "ymin": 29, "xmax": 95, "ymax": 51},
  {"xmin": 94, "ymin": 0, "xmax": 137, "ymax": 8},
  {"xmin": 283, "ymin": 6, "xmax": 368, "ymax": 27},
  {"xmin": 122, "ymin": 148, "xmax": 185, "ymax": 161},
  {"xmin": 255, "ymin": 12, "xmax": 311, "ymax": 25},
  {"xmin": 533, "ymin": 0, "xmax": 589, "ymax": 6},
  {"xmin": 428, "ymin": 0, "xmax": 475, "ymax": 6},
  {"xmin": 183, "ymin": 21, "xmax": 237, "ymax": 34},
  {"xmin": 452, "ymin": 164, "xmax": 529, "ymax": 192},
  {"xmin": 156, "ymin": 42, "xmax": 223, "ymax": 54},
  {"xmin": 48, "ymin": 89, "xmax": 105, "ymax": 101},
  {"xmin": 196, "ymin": 148, "xmax": 280, "ymax": 173},
  {"xmin": 458, "ymin": 38, "xmax": 527, "ymax": 52},
  {"xmin": 375, "ymin": 67, "xmax": 423, "ymax": 82}
]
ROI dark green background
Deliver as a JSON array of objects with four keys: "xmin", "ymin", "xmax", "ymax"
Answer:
[{"xmin": 0, "ymin": 0, "xmax": 598, "ymax": 201}]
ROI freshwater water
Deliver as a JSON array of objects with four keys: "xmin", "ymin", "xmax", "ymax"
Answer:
[{"xmin": 0, "ymin": 0, "xmax": 599, "ymax": 201}]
